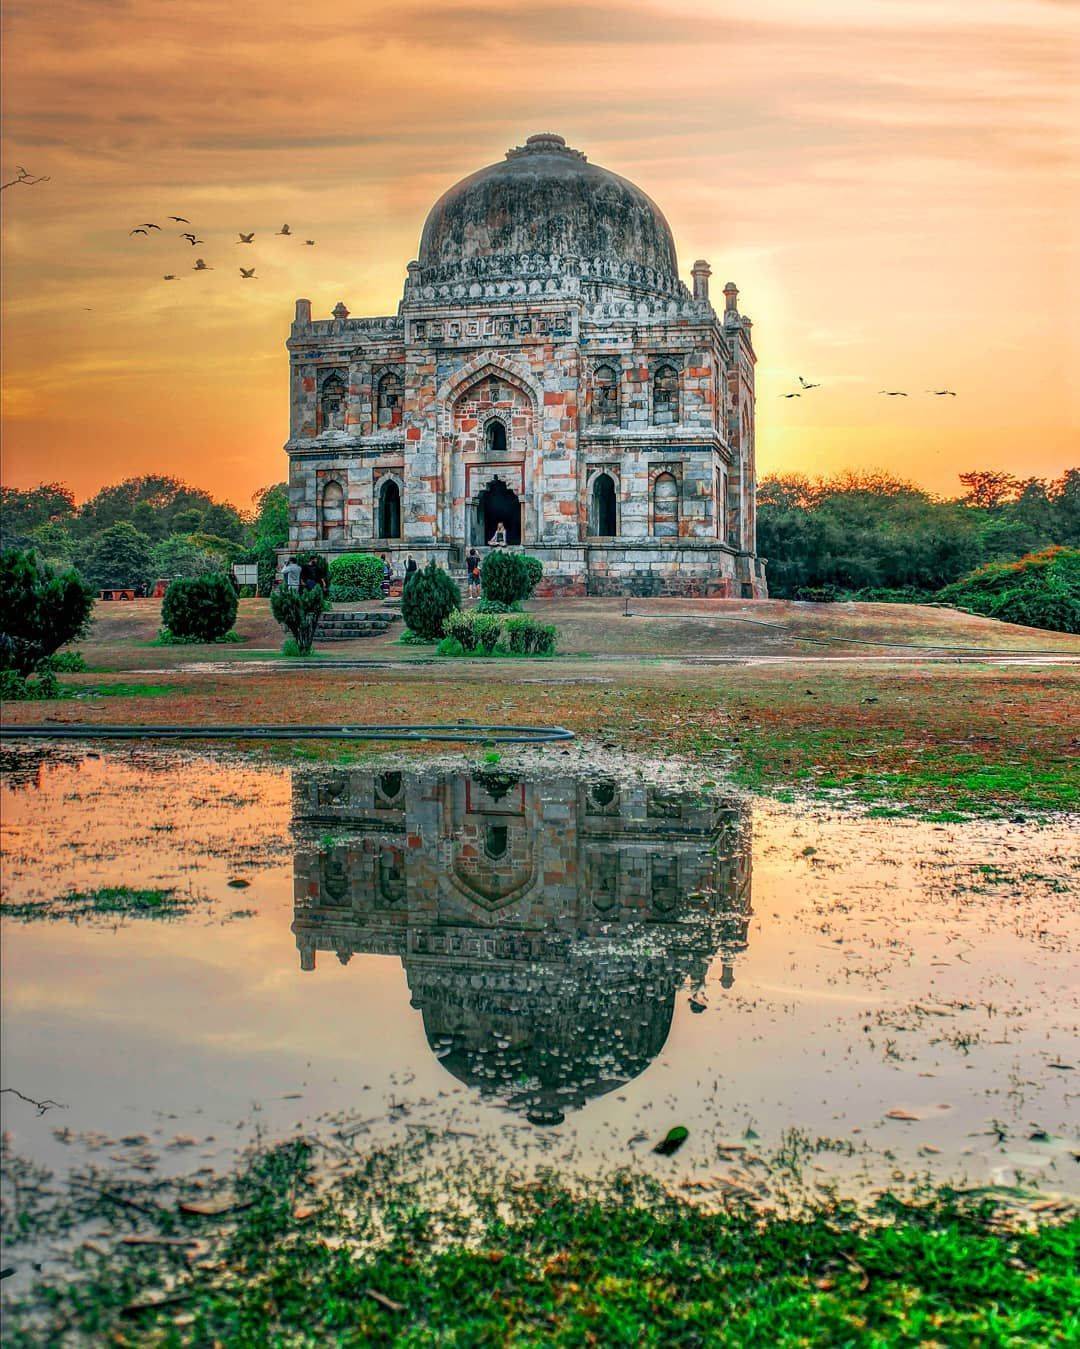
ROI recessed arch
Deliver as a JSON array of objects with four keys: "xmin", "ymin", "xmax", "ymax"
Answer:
[
  {"xmin": 376, "ymin": 476, "xmax": 402, "ymax": 540},
  {"xmin": 320, "ymin": 479, "xmax": 345, "ymax": 541},
  {"xmin": 652, "ymin": 471, "xmax": 679, "ymax": 538},
  {"xmin": 589, "ymin": 471, "xmax": 618, "ymax": 538}
]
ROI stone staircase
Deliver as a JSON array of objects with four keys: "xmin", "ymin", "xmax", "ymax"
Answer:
[{"xmin": 315, "ymin": 607, "xmax": 399, "ymax": 642}]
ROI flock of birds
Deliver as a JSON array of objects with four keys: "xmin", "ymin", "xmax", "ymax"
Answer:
[
  {"xmin": 129, "ymin": 217, "xmax": 316, "ymax": 281},
  {"xmin": 782, "ymin": 375, "xmax": 957, "ymax": 398}
]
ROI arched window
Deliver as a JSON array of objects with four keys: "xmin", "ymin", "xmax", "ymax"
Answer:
[
  {"xmin": 376, "ymin": 479, "xmax": 401, "ymax": 539},
  {"xmin": 653, "ymin": 364, "xmax": 679, "ymax": 425},
  {"xmin": 485, "ymin": 418, "xmax": 507, "ymax": 455},
  {"xmin": 376, "ymin": 371, "xmax": 402, "ymax": 429},
  {"xmin": 594, "ymin": 364, "xmax": 619, "ymax": 426},
  {"xmin": 652, "ymin": 472, "xmax": 679, "ymax": 537},
  {"xmin": 590, "ymin": 473, "xmax": 617, "ymax": 537},
  {"xmin": 321, "ymin": 480, "xmax": 344, "ymax": 541},
  {"xmin": 320, "ymin": 373, "xmax": 346, "ymax": 433}
]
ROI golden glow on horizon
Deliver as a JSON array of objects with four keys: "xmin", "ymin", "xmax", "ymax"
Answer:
[{"xmin": 2, "ymin": 0, "xmax": 1077, "ymax": 504}]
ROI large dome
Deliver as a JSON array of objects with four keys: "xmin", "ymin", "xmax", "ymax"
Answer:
[{"xmin": 417, "ymin": 134, "xmax": 680, "ymax": 291}]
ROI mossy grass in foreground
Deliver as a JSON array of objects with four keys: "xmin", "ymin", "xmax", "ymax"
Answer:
[
  {"xmin": 0, "ymin": 884, "xmax": 195, "ymax": 922},
  {"xmin": 1, "ymin": 1140, "xmax": 1075, "ymax": 1345}
]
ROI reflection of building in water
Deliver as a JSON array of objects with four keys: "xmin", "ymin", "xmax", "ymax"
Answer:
[{"xmin": 292, "ymin": 769, "xmax": 751, "ymax": 1125}]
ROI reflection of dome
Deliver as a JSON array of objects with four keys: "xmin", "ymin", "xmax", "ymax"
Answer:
[
  {"xmin": 418, "ymin": 134, "xmax": 679, "ymax": 291},
  {"xmin": 410, "ymin": 937, "xmax": 680, "ymax": 1121}
]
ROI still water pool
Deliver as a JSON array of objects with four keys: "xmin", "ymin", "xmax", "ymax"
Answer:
[{"xmin": 1, "ymin": 745, "xmax": 1076, "ymax": 1203}]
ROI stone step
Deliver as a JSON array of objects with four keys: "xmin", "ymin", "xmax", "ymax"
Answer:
[{"xmin": 316, "ymin": 626, "xmax": 387, "ymax": 640}]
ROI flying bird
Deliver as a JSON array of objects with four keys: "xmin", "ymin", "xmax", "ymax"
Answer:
[
  {"xmin": 193, "ymin": 258, "xmax": 212, "ymax": 270},
  {"xmin": 276, "ymin": 223, "xmax": 291, "ymax": 235},
  {"xmin": 130, "ymin": 227, "xmax": 148, "ymax": 235},
  {"xmin": 927, "ymin": 389, "xmax": 957, "ymax": 396},
  {"xmin": 168, "ymin": 216, "xmax": 190, "ymax": 223},
  {"xmin": 141, "ymin": 222, "xmax": 161, "ymax": 230},
  {"xmin": 237, "ymin": 232, "xmax": 254, "ymax": 243},
  {"xmin": 239, "ymin": 267, "xmax": 256, "ymax": 278},
  {"xmin": 304, "ymin": 239, "xmax": 316, "ymax": 246},
  {"xmin": 798, "ymin": 376, "xmax": 821, "ymax": 389},
  {"xmin": 779, "ymin": 392, "xmax": 801, "ymax": 399},
  {"xmin": 879, "ymin": 390, "xmax": 908, "ymax": 396},
  {"xmin": 163, "ymin": 274, "xmax": 177, "ymax": 281}
]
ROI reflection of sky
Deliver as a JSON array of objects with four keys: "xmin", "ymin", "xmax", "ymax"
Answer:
[
  {"xmin": 2, "ymin": 1, "xmax": 1076, "ymax": 501},
  {"xmin": 1, "ymin": 748, "xmax": 1077, "ymax": 1196}
]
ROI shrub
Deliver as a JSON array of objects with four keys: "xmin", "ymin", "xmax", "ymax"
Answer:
[
  {"xmin": 480, "ymin": 551, "xmax": 543, "ymax": 605},
  {"xmin": 938, "ymin": 546, "xmax": 1080, "ymax": 634},
  {"xmin": 0, "ymin": 667, "xmax": 61, "ymax": 701},
  {"xmin": 329, "ymin": 584, "xmax": 374, "ymax": 603},
  {"xmin": 397, "ymin": 627, "xmax": 434, "ymax": 646},
  {"xmin": 475, "ymin": 597, "xmax": 518, "ymax": 614},
  {"xmin": 435, "ymin": 636, "xmax": 466, "ymax": 658},
  {"xmin": 161, "ymin": 573, "xmax": 238, "ymax": 642},
  {"xmin": 0, "ymin": 548, "xmax": 95, "ymax": 676},
  {"xmin": 155, "ymin": 626, "xmax": 242, "ymax": 646},
  {"xmin": 328, "ymin": 553, "xmax": 383, "ymax": 601},
  {"xmin": 401, "ymin": 561, "xmax": 460, "ymax": 640},
  {"xmin": 271, "ymin": 586, "xmax": 326, "ymax": 655},
  {"xmin": 42, "ymin": 650, "xmax": 88, "ymax": 672},
  {"xmin": 504, "ymin": 614, "xmax": 557, "ymax": 655}
]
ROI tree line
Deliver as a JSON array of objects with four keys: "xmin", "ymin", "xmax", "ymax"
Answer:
[
  {"xmin": 757, "ymin": 468, "xmax": 1079, "ymax": 599},
  {"xmin": 0, "ymin": 475, "xmax": 289, "ymax": 593}
]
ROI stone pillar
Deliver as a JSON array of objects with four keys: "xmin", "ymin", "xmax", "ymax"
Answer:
[
  {"xmin": 723, "ymin": 281, "xmax": 739, "ymax": 316},
  {"xmin": 691, "ymin": 260, "xmax": 711, "ymax": 303}
]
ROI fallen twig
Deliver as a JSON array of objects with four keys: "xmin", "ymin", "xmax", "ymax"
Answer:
[{"xmin": 1, "ymin": 1087, "xmax": 67, "ymax": 1115}]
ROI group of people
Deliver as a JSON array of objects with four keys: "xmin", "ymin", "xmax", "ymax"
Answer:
[{"xmin": 279, "ymin": 557, "xmax": 328, "ymax": 593}]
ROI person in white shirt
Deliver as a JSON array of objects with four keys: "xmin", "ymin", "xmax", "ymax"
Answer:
[{"xmin": 281, "ymin": 558, "xmax": 301, "ymax": 591}]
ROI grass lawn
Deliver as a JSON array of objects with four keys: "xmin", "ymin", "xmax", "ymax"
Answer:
[{"xmin": 3, "ymin": 1140, "xmax": 1076, "ymax": 1346}]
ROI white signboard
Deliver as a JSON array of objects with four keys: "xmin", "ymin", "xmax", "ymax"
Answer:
[{"xmin": 232, "ymin": 564, "xmax": 259, "ymax": 586}]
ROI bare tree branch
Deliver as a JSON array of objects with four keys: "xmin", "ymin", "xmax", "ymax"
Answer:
[
  {"xmin": 1, "ymin": 1087, "xmax": 66, "ymax": 1115},
  {"xmin": 1, "ymin": 167, "xmax": 51, "ymax": 191}
]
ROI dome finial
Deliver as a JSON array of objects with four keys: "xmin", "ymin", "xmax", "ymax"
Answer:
[{"xmin": 506, "ymin": 133, "xmax": 586, "ymax": 162}]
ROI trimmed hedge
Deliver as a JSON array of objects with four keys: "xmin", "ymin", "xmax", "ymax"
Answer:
[
  {"xmin": 480, "ymin": 551, "xmax": 543, "ymax": 605},
  {"xmin": 328, "ymin": 553, "xmax": 383, "ymax": 601},
  {"xmin": 438, "ymin": 609, "xmax": 557, "ymax": 657},
  {"xmin": 401, "ymin": 561, "xmax": 460, "ymax": 640},
  {"xmin": 160, "ymin": 573, "xmax": 238, "ymax": 642}
]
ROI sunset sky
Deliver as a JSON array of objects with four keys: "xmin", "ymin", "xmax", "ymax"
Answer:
[{"xmin": 2, "ymin": 0, "xmax": 1077, "ymax": 508}]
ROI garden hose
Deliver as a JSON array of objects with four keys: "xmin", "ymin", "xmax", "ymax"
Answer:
[{"xmin": 0, "ymin": 723, "xmax": 574, "ymax": 745}]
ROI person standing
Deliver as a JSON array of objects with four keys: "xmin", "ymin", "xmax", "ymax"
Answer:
[
  {"xmin": 381, "ymin": 553, "xmax": 393, "ymax": 598},
  {"xmin": 282, "ymin": 557, "xmax": 301, "ymax": 591},
  {"xmin": 404, "ymin": 556, "xmax": 418, "ymax": 584},
  {"xmin": 466, "ymin": 547, "xmax": 481, "ymax": 600}
]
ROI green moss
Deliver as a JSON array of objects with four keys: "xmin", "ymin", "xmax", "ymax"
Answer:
[{"xmin": 78, "ymin": 681, "xmax": 184, "ymax": 698}]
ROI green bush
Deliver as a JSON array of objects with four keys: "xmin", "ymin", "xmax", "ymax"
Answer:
[
  {"xmin": 328, "ymin": 584, "xmax": 374, "ymax": 603},
  {"xmin": 42, "ymin": 650, "xmax": 88, "ymax": 672},
  {"xmin": 161, "ymin": 573, "xmax": 238, "ymax": 642},
  {"xmin": 0, "ymin": 667, "xmax": 61, "ymax": 700},
  {"xmin": 435, "ymin": 636, "xmax": 466, "ymax": 658},
  {"xmin": 155, "ymin": 626, "xmax": 242, "ymax": 646},
  {"xmin": 270, "ymin": 586, "xmax": 326, "ymax": 655},
  {"xmin": 397, "ymin": 627, "xmax": 434, "ymax": 646},
  {"xmin": 480, "ymin": 551, "xmax": 543, "ymax": 605},
  {"xmin": 938, "ymin": 546, "xmax": 1080, "ymax": 634},
  {"xmin": 328, "ymin": 553, "xmax": 383, "ymax": 601},
  {"xmin": 475, "ymin": 597, "xmax": 519, "ymax": 614},
  {"xmin": 0, "ymin": 548, "xmax": 95, "ymax": 676},
  {"xmin": 440, "ymin": 610, "xmax": 557, "ymax": 657},
  {"xmin": 505, "ymin": 614, "xmax": 557, "ymax": 655},
  {"xmin": 401, "ymin": 561, "xmax": 460, "ymax": 640}
]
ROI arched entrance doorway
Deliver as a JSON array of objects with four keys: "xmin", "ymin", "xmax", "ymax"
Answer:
[
  {"xmin": 377, "ymin": 479, "xmax": 401, "ymax": 539},
  {"xmin": 474, "ymin": 477, "xmax": 522, "ymax": 546}
]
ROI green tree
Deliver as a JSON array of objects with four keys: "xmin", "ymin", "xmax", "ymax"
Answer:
[
  {"xmin": 77, "ymin": 523, "xmax": 153, "ymax": 590},
  {"xmin": 401, "ymin": 561, "xmax": 460, "ymax": 639},
  {"xmin": 252, "ymin": 483, "xmax": 289, "ymax": 547},
  {"xmin": 149, "ymin": 535, "xmax": 225, "ymax": 580},
  {"xmin": 0, "ymin": 548, "xmax": 95, "ymax": 675},
  {"xmin": 270, "ymin": 586, "xmax": 326, "ymax": 655},
  {"xmin": 0, "ymin": 483, "xmax": 76, "ymax": 548}
]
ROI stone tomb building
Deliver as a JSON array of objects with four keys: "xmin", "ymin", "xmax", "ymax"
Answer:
[{"xmin": 286, "ymin": 133, "xmax": 766, "ymax": 596}]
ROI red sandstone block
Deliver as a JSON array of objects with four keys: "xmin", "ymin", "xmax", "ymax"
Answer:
[
  {"xmin": 407, "ymin": 427, "xmax": 421, "ymax": 440},
  {"xmin": 544, "ymin": 391, "xmax": 564, "ymax": 405}
]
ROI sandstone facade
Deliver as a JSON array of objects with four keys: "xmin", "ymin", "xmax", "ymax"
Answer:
[{"xmin": 286, "ymin": 134, "xmax": 766, "ymax": 597}]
